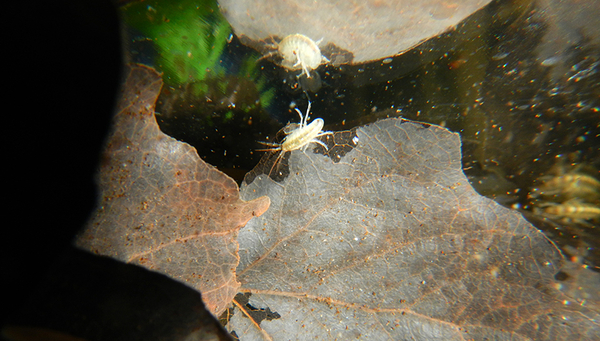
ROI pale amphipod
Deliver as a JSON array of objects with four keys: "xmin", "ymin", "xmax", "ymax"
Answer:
[
  {"xmin": 260, "ymin": 33, "xmax": 329, "ymax": 79},
  {"xmin": 258, "ymin": 100, "xmax": 332, "ymax": 177}
]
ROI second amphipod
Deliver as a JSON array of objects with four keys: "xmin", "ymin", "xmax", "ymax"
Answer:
[{"xmin": 262, "ymin": 34, "xmax": 329, "ymax": 79}]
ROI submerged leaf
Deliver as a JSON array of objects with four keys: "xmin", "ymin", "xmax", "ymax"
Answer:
[
  {"xmin": 232, "ymin": 118, "xmax": 599, "ymax": 340},
  {"xmin": 219, "ymin": 0, "xmax": 493, "ymax": 64},
  {"xmin": 75, "ymin": 64, "xmax": 270, "ymax": 316}
]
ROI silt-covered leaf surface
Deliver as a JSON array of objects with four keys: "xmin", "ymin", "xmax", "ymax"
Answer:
[
  {"xmin": 75, "ymin": 64, "xmax": 270, "ymax": 316},
  {"xmin": 219, "ymin": 0, "xmax": 492, "ymax": 64},
  {"xmin": 232, "ymin": 118, "xmax": 599, "ymax": 340}
]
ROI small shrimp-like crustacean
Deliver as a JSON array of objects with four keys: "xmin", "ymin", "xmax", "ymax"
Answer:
[
  {"xmin": 258, "ymin": 100, "xmax": 332, "ymax": 177},
  {"xmin": 536, "ymin": 199, "xmax": 600, "ymax": 225},
  {"xmin": 530, "ymin": 170, "xmax": 600, "ymax": 201},
  {"xmin": 260, "ymin": 33, "xmax": 329, "ymax": 79}
]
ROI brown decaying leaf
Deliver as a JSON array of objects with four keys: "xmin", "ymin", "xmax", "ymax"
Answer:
[
  {"xmin": 232, "ymin": 118, "xmax": 600, "ymax": 340},
  {"xmin": 75, "ymin": 64, "xmax": 270, "ymax": 316},
  {"xmin": 219, "ymin": 0, "xmax": 492, "ymax": 64}
]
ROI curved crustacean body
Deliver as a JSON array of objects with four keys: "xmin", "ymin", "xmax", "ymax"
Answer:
[
  {"xmin": 530, "ymin": 171, "xmax": 600, "ymax": 201},
  {"xmin": 260, "ymin": 33, "xmax": 329, "ymax": 79},
  {"xmin": 535, "ymin": 199, "xmax": 600, "ymax": 226},
  {"xmin": 278, "ymin": 34, "xmax": 329, "ymax": 78},
  {"xmin": 258, "ymin": 100, "xmax": 332, "ymax": 177},
  {"xmin": 529, "ymin": 162, "xmax": 600, "ymax": 226}
]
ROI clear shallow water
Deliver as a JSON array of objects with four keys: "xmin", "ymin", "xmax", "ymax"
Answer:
[{"xmin": 123, "ymin": 0, "xmax": 600, "ymax": 273}]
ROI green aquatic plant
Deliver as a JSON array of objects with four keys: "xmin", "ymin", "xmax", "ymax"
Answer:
[
  {"xmin": 121, "ymin": 0, "xmax": 230, "ymax": 86},
  {"xmin": 238, "ymin": 51, "xmax": 276, "ymax": 111},
  {"xmin": 121, "ymin": 0, "xmax": 274, "ymax": 110}
]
